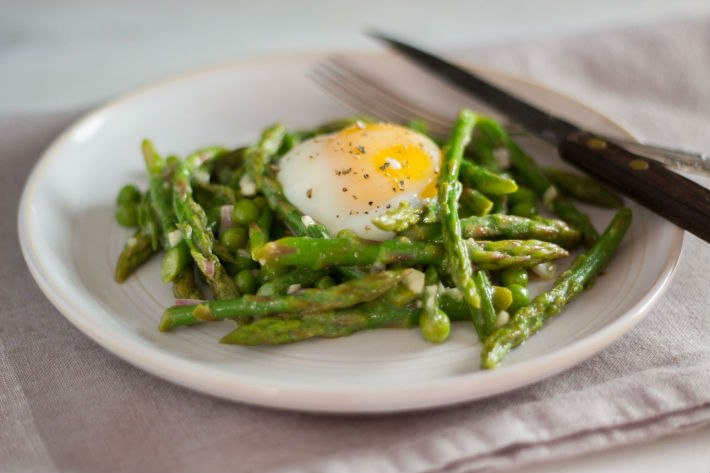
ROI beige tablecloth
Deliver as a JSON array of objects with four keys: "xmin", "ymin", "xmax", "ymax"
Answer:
[{"xmin": 2, "ymin": 16, "xmax": 709, "ymax": 473}]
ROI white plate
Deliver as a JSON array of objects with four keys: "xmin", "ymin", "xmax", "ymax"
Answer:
[{"xmin": 18, "ymin": 52, "xmax": 683, "ymax": 413}]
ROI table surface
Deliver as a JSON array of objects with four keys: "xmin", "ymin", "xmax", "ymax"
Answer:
[{"xmin": 2, "ymin": 1, "xmax": 709, "ymax": 471}]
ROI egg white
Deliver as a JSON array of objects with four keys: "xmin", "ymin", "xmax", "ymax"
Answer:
[{"xmin": 277, "ymin": 123, "xmax": 441, "ymax": 240}]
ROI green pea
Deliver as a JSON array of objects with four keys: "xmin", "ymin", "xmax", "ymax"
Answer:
[
  {"xmin": 511, "ymin": 201, "xmax": 538, "ymax": 218},
  {"xmin": 117, "ymin": 184, "xmax": 141, "ymax": 204},
  {"xmin": 507, "ymin": 284, "xmax": 530, "ymax": 312},
  {"xmin": 234, "ymin": 270, "xmax": 259, "ymax": 295},
  {"xmin": 115, "ymin": 204, "xmax": 138, "ymax": 227},
  {"xmin": 316, "ymin": 275, "xmax": 336, "ymax": 289},
  {"xmin": 492, "ymin": 286, "xmax": 513, "ymax": 312},
  {"xmin": 116, "ymin": 184, "xmax": 141, "ymax": 205},
  {"xmin": 419, "ymin": 307, "xmax": 450, "ymax": 343},
  {"xmin": 220, "ymin": 226, "xmax": 248, "ymax": 252},
  {"xmin": 231, "ymin": 198, "xmax": 259, "ymax": 226},
  {"xmin": 501, "ymin": 267, "xmax": 528, "ymax": 287}
]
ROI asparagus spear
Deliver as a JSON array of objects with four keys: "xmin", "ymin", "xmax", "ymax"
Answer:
[
  {"xmin": 374, "ymin": 201, "xmax": 581, "ymax": 250},
  {"xmin": 291, "ymin": 116, "xmax": 373, "ymax": 142},
  {"xmin": 543, "ymin": 167, "xmax": 623, "ymax": 209},
  {"xmin": 401, "ymin": 214, "xmax": 581, "ymax": 248},
  {"xmin": 459, "ymin": 160, "xmax": 518, "ymax": 195},
  {"xmin": 249, "ymin": 205, "xmax": 273, "ymax": 259},
  {"xmin": 142, "ymin": 140, "xmax": 173, "ymax": 245},
  {"xmin": 220, "ymin": 287, "xmax": 472, "ymax": 345},
  {"xmin": 193, "ymin": 181, "xmax": 238, "ymax": 205},
  {"xmin": 220, "ymin": 303, "xmax": 416, "ymax": 345},
  {"xmin": 371, "ymin": 200, "xmax": 428, "ymax": 232},
  {"xmin": 508, "ymin": 140, "xmax": 598, "ymax": 245},
  {"xmin": 460, "ymin": 188, "xmax": 493, "ymax": 216},
  {"xmin": 473, "ymin": 118, "xmax": 598, "ymax": 246},
  {"xmin": 115, "ymin": 230, "xmax": 156, "ymax": 283},
  {"xmin": 257, "ymin": 267, "xmax": 330, "ymax": 296},
  {"xmin": 173, "ymin": 147, "xmax": 238, "ymax": 299},
  {"xmin": 438, "ymin": 109, "xmax": 496, "ymax": 339},
  {"xmin": 172, "ymin": 265, "xmax": 203, "ymax": 300},
  {"xmin": 159, "ymin": 269, "xmax": 409, "ymax": 331},
  {"xmin": 136, "ymin": 191, "xmax": 161, "ymax": 251},
  {"xmin": 254, "ymin": 236, "xmax": 568, "ymax": 271},
  {"xmin": 419, "ymin": 267, "xmax": 450, "ymax": 343},
  {"xmin": 473, "ymin": 269, "xmax": 497, "ymax": 335},
  {"xmin": 245, "ymin": 123, "xmax": 364, "ymax": 280},
  {"xmin": 470, "ymin": 120, "xmax": 506, "ymax": 172},
  {"xmin": 481, "ymin": 207, "xmax": 632, "ymax": 369},
  {"xmin": 245, "ymin": 123, "xmax": 328, "ymax": 239},
  {"xmin": 140, "ymin": 140, "xmax": 194, "ymax": 284}
]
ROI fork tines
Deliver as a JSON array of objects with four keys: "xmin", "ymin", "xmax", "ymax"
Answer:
[{"xmin": 310, "ymin": 57, "xmax": 454, "ymax": 137}]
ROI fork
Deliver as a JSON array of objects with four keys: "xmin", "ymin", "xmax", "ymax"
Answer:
[{"xmin": 310, "ymin": 57, "xmax": 710, "ymax": 176}]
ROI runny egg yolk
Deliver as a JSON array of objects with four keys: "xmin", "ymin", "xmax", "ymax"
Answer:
[{"xmin": 277, "ymin": 122, "xmax": 442, "ymax": 240}]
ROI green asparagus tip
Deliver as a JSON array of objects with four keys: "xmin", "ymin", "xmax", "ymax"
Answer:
[
  {"xmin": 141, "ymin": 139, "xmax": 163, "ymax": 175},
  {"xmin": 158, "ymin": 312, "xmax": 172, "ymax": 332}
]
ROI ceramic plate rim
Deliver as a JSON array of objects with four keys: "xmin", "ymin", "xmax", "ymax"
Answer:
[{"xmin": 17, "ymin": 51, "xmax": 684, "ymax": 413}]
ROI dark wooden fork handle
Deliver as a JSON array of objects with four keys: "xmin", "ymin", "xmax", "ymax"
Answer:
[{"xmin": 559, "ymin": 131, "xmax": 710, "ymax": 243}]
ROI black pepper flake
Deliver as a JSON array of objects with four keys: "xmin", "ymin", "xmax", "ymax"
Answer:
[
  {"xmin": 352, "ymin": 194, "xmax": 358, "ymax": 200},
  {"xmin": 398, "ymin": 180, "xmax": 405, "ymax": 190},
  {"xmin": 365, "ymin": 225, "xmax": 371, "ymax": 231},
  {"xmin": 363, "ymin": 173, "xmax": 370, "ymax": 179},
  {"xmin": 335, "ymin": 167, "xmax": 352, "ymax": 176},
  {"xmin": 356, "ymin": 145, "xmax": 366, "ymax": 153},
  {"xmin": 386, "ymin": 204, "xmax": 391, "ymax": 209},
  {"xmin": 368, "ymin": 201, "xmax": 373, "ymax": 206},
  {"xmin": 379, "ymin": 162, "xmax": 390, "ymax": 171},
  {"xmin": 306, "ymin": 188, "xmax": 313, "ymax": 199},
  {"xmin": 342, "ymin": 187, "xmax": 348, "ymax": 192}
]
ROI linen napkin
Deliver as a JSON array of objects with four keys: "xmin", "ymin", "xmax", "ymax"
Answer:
[{"xmin": 2, "ymin": 16, "xmax": 709, "ymax": 473}]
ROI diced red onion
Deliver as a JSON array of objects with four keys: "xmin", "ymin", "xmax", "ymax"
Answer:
[
  {"xmin": 203, "ymin": 260, "xmax": 215, "ymax": 278},
  {"xmin": 220, "ymin": 204, "xmax": 234, "ymax": 234},
  {"xmin": 174, "ymin": 298, "xmax": 205, "ymax": 306}
]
